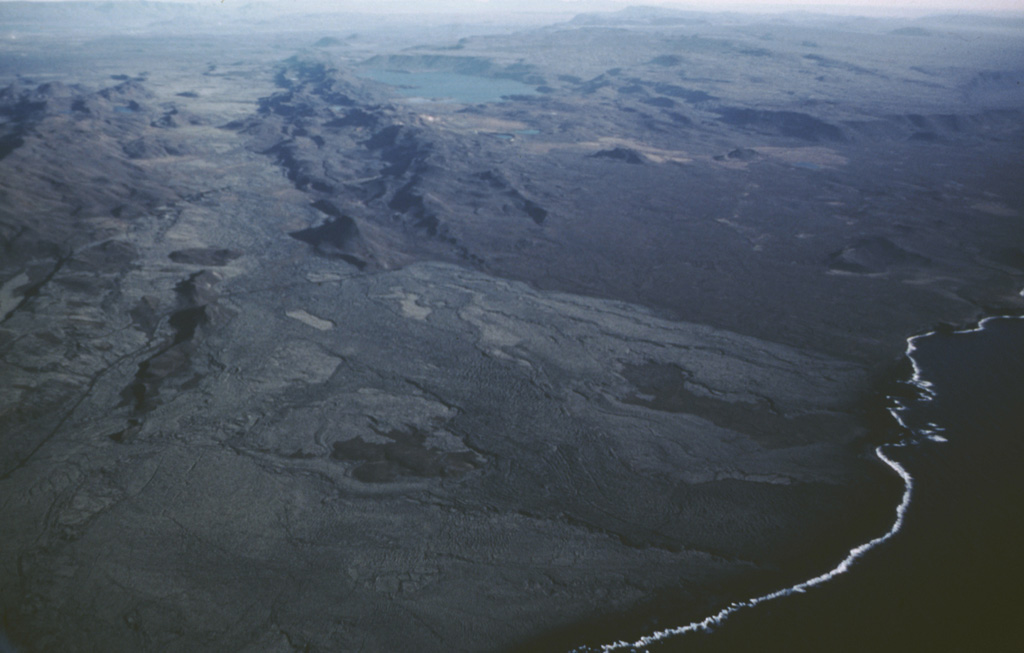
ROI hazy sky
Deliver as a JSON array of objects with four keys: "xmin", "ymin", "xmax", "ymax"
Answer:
[{"xmin": 5, "ymin": 0, "xmax": 1022, "ymax": 13}]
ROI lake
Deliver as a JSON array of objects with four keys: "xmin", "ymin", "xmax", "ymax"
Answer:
[{"xmin": 358, "ymin": 69, "xmax": 537, "ymax": 104}]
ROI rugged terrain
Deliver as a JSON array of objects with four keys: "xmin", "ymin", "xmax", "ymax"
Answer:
[{"xmin": 1, "ymin": 4, "xmax": 1022, "ymax": 652}]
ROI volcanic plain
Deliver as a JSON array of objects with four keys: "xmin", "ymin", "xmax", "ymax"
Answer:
[{"xmin": 1, "ymin": 4, "xmax": 1022, "ymax": 652}]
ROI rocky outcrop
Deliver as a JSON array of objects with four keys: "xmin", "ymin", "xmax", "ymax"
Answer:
[
  {"xmin": 168, "ymin": 248, "xmax": 242, "ymax": 267},
  {"xmin": 122, "ymin": 270, "xmax": 228, "ymax": 412},
  {"xmin": 235, "ymin": 57, "xmax": 552, "ymax": 266},
  {"xmin": 717, "ymin": 107, "xmax": 844, "ymax": 141},
  {"xmin": 290, "ymin": 205, "xmax": 375, "ymax": 269},
  {"xmin": 826, "ymin": 237, "xmax": 931, "ymax": 274},
  {"xmin": 591, "ymin": 146, "xmax": 647, "ymax": 164}
]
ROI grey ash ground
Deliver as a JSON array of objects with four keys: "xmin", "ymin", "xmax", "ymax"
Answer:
[{"xmin": 1, "ymin": 4, "xmax": 1022, "ymax": 652}]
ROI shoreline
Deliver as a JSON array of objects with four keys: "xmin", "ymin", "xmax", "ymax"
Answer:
[{"xmin": 560, "ymin": 303, "xmax": 1024, "ymax": 653}]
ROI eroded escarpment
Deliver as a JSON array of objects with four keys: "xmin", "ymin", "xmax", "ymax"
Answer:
[
  {"xmin": 232, "ymin": 52, "xmax": 1024, "ymax": 365},
  {"xmin": 228, "ymin": 57, "xmax": 552, "ymax": 271},
  {"xmin": 0, "ymin": 79, "xmax": 180, "ymax": 267}
]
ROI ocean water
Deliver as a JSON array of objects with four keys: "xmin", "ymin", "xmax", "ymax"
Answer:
[{"xmin": 565, "ymin": 316, "xmax": 1024, "ymax": 653}]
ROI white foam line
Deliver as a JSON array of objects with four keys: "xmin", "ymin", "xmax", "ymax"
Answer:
[
  {"xmin": 581, "ymin": 443, "xmax": 913, "ymax": 653},
  {"xmin": 576, "ymin": 309, "xmax": 1024, "ymax": 653}
]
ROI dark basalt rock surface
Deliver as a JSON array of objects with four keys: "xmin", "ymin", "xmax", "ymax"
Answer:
[
  {"xmin": 290, "ymin": 214, "xmax": 373, "ymax": 269},
  {"xmin": 717, "ymin": 108, "xmax": 845, "ymax": 141},
  {"xmin": 123, "ymin": 134, "xmax": 198, "ymax": 159},
  {"xmin": 1, "ymin": 6, "xmax": 1023, "ymax": 653},
  {"xmin": 331, "ymin": 427, "xmax": 485, "ymax": 481},
  {"xmin": 168, "ymin": 248, "xmax": 243, "ymax": 267},
  {"xmin": 727, "ymin": 147, "xmax": 760, "ymax": 161},
  {"xmin": 591, "ymin": 146, "xmax": 647, "ymax": 164},
  {"xmin": 826, "ymin": 237, "xmax": 931, "ymax": 274}
]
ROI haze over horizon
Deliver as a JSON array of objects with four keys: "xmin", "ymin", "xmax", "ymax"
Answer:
[{"xmin": 2, "ymin": 0, "xmax": 1022, "ymax": 16}]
